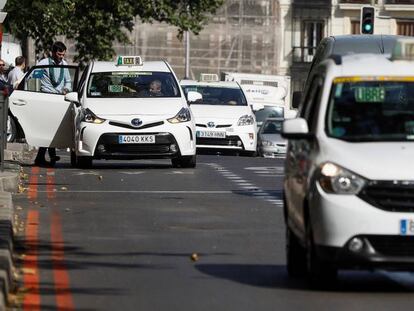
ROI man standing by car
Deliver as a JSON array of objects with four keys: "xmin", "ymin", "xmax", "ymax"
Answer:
[{"xmin": 34, "ymin": 41, "xmax": 72, "ymax": 166}]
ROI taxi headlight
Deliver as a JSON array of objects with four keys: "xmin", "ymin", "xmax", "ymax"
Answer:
[
  {"xmin": 319, "ymin": 162, "xmax": 366, "ymax": 195},
  {"xmin": 167, "ymin": 107, "xmax": 191, "ymax": 124},
  {"xmin": 238, "ymin": 115, "xmax": 254, "ymax": 126},
  {"xmin": 81, "ymin": 108, "xmax": 106, "ymax": 124}
]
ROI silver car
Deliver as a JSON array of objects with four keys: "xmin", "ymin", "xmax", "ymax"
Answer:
[{"xmin": 257, "ymin": 118, "xmax": 286, "ymax": 157}]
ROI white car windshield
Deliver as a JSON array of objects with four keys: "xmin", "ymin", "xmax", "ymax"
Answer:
[
  {"xmin": 182, "ymin": 85, "xmax": 247, "ymax": 106},
  {"xmin": 327, "ymin": 79, "xmax": 414, "ymax": 142},
  {"xmin": 87, "ymin": 71, "xmax": 181, "ymax": 98}
]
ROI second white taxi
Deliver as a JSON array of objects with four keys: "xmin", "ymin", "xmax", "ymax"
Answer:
[{"xmin": 181, "ymin": 75, "xmax": 257, "ymax": 156}]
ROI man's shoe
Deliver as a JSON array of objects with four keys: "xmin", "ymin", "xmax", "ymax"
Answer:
[
  {"xmin": 50, "ymin": 156, "xmax": 60, "ymax": 162},
  {"xmin": 34, "ymin": 159, "xmax": 49, "ymax": 167}
]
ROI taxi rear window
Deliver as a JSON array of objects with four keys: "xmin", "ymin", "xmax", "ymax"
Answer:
[
  {"xmin": 87, "ymin": 71, "xmax": 181, "ymax": 98},
  {"xmin": 181, "ymin": 85, "xmax": 247, "ymax": 106}
]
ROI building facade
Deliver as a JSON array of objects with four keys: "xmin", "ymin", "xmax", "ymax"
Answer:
[{"xmin": 284, "ymin": 0, "xmax": 414, "ymax": 92}]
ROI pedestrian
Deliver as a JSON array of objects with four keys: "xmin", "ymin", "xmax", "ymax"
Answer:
[
  {"xmin": 34, "ymin": 41, "xmax": 72, "ymax": 166},
  {"xmin": 8, "ymin": 56, "xmax": 26, "ymax": 89},
  {"xmin": 0, "ymin": 59, "xmax": 8, "ymax": 86}
]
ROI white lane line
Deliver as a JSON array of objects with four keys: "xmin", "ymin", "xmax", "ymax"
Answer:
[
  {"xmin": 226, "ymin": 176, "xmax": 243, "ymax": 180},
  {"xmin": 233, "ymin": 180, "xmax": 249, "ymax": 183},
  {"xmin": 38, "ymin": 190, "xmax": 238, "ymax": 194},
  {"xmin": 257, "ymin": 174, "xmax": 284, "ymax": 177}
]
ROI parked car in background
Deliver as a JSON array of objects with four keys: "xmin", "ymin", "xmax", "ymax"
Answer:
[{"xmin": 257, "ymin": 117, "xmax": 286, "ymax": 157}]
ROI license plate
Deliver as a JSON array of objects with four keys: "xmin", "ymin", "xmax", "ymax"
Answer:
[
  {"xmin": 400, "ymin": 219, "xmax": 414, "ymax": 235},
  {"xmin": 196, "ymin": 131, "xmax": 226, "ymax": 138},
  {"xmin": 118, "ymin": 135, "xmax": 155, "ymax": 144}
]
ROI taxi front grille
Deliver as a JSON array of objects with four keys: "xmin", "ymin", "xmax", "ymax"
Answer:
[
  {"xmin": 197, "ymin": 136, "xmax": 242, "ymax": 147},
  {"xmin": 367, "ymin": 235, "xmax": 414, "ymax": 257},
  {"xmin": 103, "ymin": 144, "xmax": 171, "ymax": 154},
  {"xmin": 358, "ymin": 181, "xmax": 414, "ymax": 212}
]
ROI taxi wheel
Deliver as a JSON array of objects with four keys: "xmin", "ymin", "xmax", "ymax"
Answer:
[
  {"xmin": 286, "ymin": 226, "xmax": 306, "ymax": 277},
  {"xmin": 77, "ymin": 156, "xmax": 93, "ymax": 168},
  {"xmin": 305, "ymin": 222, "xmax": 337, "ymax": 287},
  {"xmin": 171, "ymin": 155, "xmax": 196, "ymax": 168}
]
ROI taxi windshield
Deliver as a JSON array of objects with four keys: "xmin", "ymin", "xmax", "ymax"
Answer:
[
  {"xmin": 87, "ymin": 71, "xmax": 181, "ymax": 98},
  {"xmin": 327, "ymin": 78, "xmax": 414, "ymax": 142},
  {"xmin": 182, "ymin": 85, "xmax": 247, "ymax": 106}
]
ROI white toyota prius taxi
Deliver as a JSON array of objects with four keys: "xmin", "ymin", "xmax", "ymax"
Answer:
[
  {"xmin": 181, "ymin": 76, "xmax": 257, "ymax": 156},
  {"xmin": 9, "ymin": 56, "xmax": 196, "ymax": 168},
  {"xmin": 282, "ymin": 39, "xmax": 414, "ymax": 286}
]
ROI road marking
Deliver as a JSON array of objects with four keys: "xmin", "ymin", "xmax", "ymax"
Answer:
[
  {"xmin": 23, "ymin": 210, "xmax": 40, "ymax": 310},
  {"xmin": 51, "ymin": 212, "xmax": 75, "ymax": 310},
  {"xmin": 47, "ymin": 168, "xmax": 56, "ymax": 200},
  {"xmin": 119, "ymin": 171, "xmax": 145, "ymax": 175},
  {"xmin": 37, "ymin": 190, "xmax": 242, "ymax": 194},
  {"xmin": 73, "ymin": 172, "xmax": 101, "ymax": 176}
]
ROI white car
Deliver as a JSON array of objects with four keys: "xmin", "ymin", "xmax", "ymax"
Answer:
[
  {"xmin": 9, "ymin": 56, "xmax": 196, "ymax": 168},
  {"xmin": 283, "ymin": 43, "xmax": 414, "ymax": 285},
  {"xmin": 181, "ymin": 79, "xmax": 257, "ymax": 156}
]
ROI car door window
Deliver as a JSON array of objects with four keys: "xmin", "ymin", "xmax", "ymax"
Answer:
[
  {"xmin": 23, "ymin": 65, "xmax": 78, "ymax": 95},
  {"xmin": 77, "ymin": 65, "xmax": 90, "ymax": 99},
  {"xmin": 301, "ymin": 76, "xmax": 323, "ymax": 132}
]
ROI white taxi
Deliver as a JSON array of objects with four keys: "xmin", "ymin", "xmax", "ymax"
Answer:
[
  {"xmin": 181, "ymin": 75, "xmax": 257, "ymax": 156},
  {"xmin": 283, "ymin": 39, "xmax": 414, "ymax": 285},
  {"xmin": 9, "ymin": 56, "xmax": 196, "ymax": 168}
]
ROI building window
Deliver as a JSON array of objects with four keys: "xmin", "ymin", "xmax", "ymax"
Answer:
[
  {"xmin": 302, "ymin": 21, "xmax": 324, "ymax": 61},
  {"xmin": 351, "ymin": 20, "xmax": 361, "ymax": 35},
  {"xmin": 398, "ymin": 22, "xmax": 414, "ymax": 36}
]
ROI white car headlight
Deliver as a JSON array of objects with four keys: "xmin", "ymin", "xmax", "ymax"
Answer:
[
  {"xmin": 319, "ymin": 162, "xmax": 366, "ymax": 195},
  {"xmin": 81, "ymin": 108, "xmax": 105, "ymax": 124},
  {"xmin": 238, "ymin": 114, "xmax": 254, "ymax": 126},
  {"xmin": 167, "ymin": 107, "xmax": 191, "ymax": 124},
  {"xmin": 261, "ymin": 140, "xmax": 274, "ymax": 147}
]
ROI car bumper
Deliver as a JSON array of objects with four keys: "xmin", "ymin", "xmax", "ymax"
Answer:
[
  {"xmin": 259, "ymin": 145, "xmax": 286, "ymax": 157},
  {"xmin": 310, "ymin": 182, "xmax": 414, "ymax": 268},
  {"xmin": 195, "ymin": 126, "xmax": 256, "ymax": 151},
  {"xmin": 76, "ymin": 121, "xmax": 196, "ymax": 159}
]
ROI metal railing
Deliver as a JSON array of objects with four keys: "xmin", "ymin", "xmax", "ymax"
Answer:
[{"xmin": 292, "ymin": 46, "xmax": 317, "ymax": 63}]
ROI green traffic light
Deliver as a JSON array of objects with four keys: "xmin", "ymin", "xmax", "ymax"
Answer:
[{"xmin": 364, "ymin": 24, "xmax": 372, "ymax": 32}]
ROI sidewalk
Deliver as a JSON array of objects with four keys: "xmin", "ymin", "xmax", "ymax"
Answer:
[{"xmin": 0, "ymin": 143, "xmax": 35, "ymax": 310}]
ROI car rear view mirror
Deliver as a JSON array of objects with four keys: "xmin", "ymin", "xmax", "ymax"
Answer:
[
  {"xmin": 187, "ymin": 91, "xmax": 202, "ymax": 104},
  {"xmin": 292, "ymin": 91, "xmax": 302, "ymax": 109},
  {"xmin": 64, "ymin": 92, "xmax": 80, "ymax": 106}
]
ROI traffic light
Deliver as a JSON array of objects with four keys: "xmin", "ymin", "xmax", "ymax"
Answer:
[{"xmin": 361, "ymin": 6, "xmax": 375, "ymax": 35}]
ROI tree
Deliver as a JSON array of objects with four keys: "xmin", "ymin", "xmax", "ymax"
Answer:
[{"xmin": 4, "ymin": 0, "xmax": 224, "ymax": 64}]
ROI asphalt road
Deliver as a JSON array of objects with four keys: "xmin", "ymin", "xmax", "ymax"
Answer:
[{"xmin": 13, "ymin": 153, "xmax": 414, "ymax": 311}]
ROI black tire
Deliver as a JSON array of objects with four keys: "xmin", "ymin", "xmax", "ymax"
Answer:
[
  {"xmin": 7, "ymin": 114, "xmax": 17, "ymax": 143},
  {"xmin": 286, "ymin": 226, "xmax": 306, "ymax": 278},
  {"xmin": 76, "ymin": 156, "xmax": 93, "ymax": 168},
  {"xmin": 171, "ymin": 155, "xmax": 196, "ymax": 168},
  {"xmin": 70, "ymin": 150, "xmax": 77, "ymax": 167},
  {"xmin": 305, "ymin": 222, "xmax": 337, "ymax": 287}
]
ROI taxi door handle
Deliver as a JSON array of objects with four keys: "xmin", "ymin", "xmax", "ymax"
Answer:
[{"xmin": 12, "ymin": 99, "xmax": 27, "ymax": 106}]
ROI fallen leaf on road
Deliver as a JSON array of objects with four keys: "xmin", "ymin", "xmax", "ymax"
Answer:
[
  {"xmin": 16, "ymin": 206, "xmax": 22, "ymax": 210},
  {"xmin": 61, "ymin": 187, "xmax": 68, "ymax": 191},
  {"xmin": 65, "ymin": 208, "xmax": 71, "ymax": 212},
  {"xmin": 190, "ymin": 253, "xmax": 199, "ymax": 262},
  {"xmin": 98, "ymin": 175, "xmax": 103, "ymax": 181}
]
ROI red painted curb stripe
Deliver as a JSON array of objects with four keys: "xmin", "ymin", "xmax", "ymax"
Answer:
[
  {"xmin": 51, "ymin": 212, "xmax": 74, "ymax": 310},
  {"xmin": 28, "ymin": 167, "xmax": 40, "ymax": 201},
  {"xmin": 23, "ymin": 210, "xmax": 40, "ymax": 310}
]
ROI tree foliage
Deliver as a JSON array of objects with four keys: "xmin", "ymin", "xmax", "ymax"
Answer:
[{"xmin": 4, "ymin": 0, "xmax": 224, "ymax": 63}]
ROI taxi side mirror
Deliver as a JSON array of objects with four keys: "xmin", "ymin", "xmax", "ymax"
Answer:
[
  {"xmin": 282, "ymin": 118, "xmax": 314, "ymax": 140},
  {"xmin": 65, "ymin": 92, "xmax": 80, "ymax": 107},
  {"xmin": 187, "ymin": 91, "xmax": 202, "ymax": 104}
]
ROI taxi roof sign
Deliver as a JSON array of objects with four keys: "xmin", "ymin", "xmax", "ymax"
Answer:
[
  {"xmin": 200, "ymin": 73, "xmax": 219, "ymax": 82},
  {"xmin": 391, "ymin": 38, "xmax": 414, "ymax": 61},
  {"xmin": 116, "ymin": 56, "xmax": 143, "ymax": 66}
]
